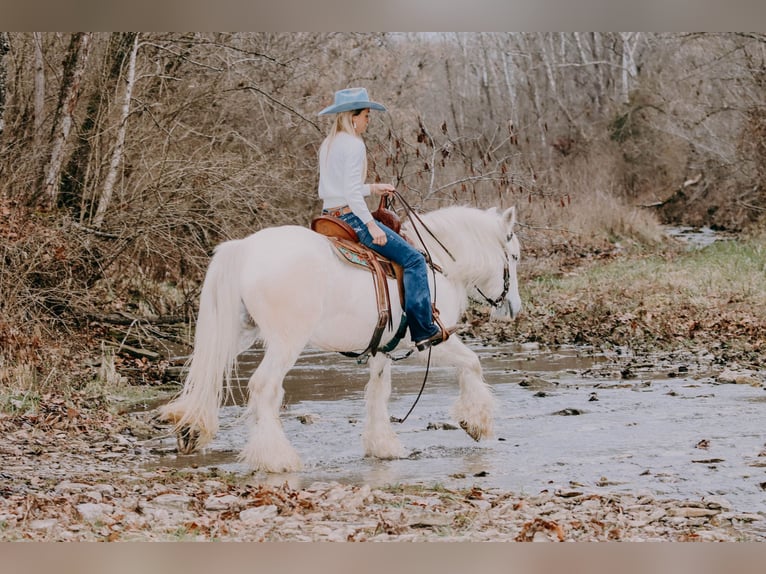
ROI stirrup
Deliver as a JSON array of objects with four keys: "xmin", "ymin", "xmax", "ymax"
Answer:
[
  {"xmin": 415, "ymin": 305, "xmax": 457, "ymax": 351},
  {"xmin": 415, "ymin": 325, "xmax": 457, "ymax": 351}
]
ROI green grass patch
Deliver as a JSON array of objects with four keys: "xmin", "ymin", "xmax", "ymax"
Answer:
[{"xmin": 511, "ymin": 237, "xmax": 766, "ymax": 355}]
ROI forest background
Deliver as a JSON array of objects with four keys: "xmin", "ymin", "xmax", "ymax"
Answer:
[{"xmin": 1, "ymin": 32, "xmax": 765, "ymax": 398}]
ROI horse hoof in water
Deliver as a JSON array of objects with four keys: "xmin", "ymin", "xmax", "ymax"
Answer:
[
  {"xmin": 177, "ymin": 425, "xmax": 200, "ymax": 454},
  {"xmin": 460, "ymin": 420, "xmax": 482, "ymax": 442}
]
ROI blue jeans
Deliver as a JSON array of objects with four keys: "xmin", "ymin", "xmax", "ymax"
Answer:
[{"xmin": 340, "ymin": 213, "xmax": 439, "ymax": 343}]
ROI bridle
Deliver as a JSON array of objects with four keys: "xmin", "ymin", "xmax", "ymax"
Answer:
[
  {"xmin": 473, "ymin": 231, "xmax": 515, "ymax": 309},
  {"xmin": 475, "ymin": 262, "xmax": 511, "ymax": 308}
]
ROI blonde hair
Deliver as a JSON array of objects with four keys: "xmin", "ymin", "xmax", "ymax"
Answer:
[
  {"xmin": 320, "ymin": 108, "xmax": 367, "ymax": 177},
  {"xmin": 327, "ymin": 109, "xmax": 362, "ymax": 140}
]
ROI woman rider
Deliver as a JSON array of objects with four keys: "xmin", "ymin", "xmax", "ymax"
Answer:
[{"xmin": 317, "ymin": 87, "xmax": 453, "ymax": 351}]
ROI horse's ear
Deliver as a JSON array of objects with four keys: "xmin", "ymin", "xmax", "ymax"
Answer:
[{"xmin": 502, "ymin": 206, "xmax": 517, "ymax": 230}]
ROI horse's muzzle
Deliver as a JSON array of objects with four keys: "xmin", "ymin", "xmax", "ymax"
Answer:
[{"xmin": 490, "ymin": 299, "xmax": 521, "ymax": 321}]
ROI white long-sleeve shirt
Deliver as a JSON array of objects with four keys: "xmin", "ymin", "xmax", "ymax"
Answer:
[{"xmin": 318, "ymin": 131, "xmax": 373, "ymax": 224}]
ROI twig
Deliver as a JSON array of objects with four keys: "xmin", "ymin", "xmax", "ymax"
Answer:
[
  {"xmin": 737, "ymin": 200, "xmax": 766, "ymax": 212},
  {"xmin": 70, "ymin": 220, "xmax": 121, "ymax": 239},
  {"xmin": 516, "ymin": 221, "xmax": 582, "ymax": 236}
]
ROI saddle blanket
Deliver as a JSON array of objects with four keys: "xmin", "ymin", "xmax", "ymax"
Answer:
[{"xmin": 330, "ymin": 237, "xmax": 398, "ymax": 280}]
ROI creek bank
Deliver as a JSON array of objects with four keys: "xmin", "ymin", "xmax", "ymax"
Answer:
[{"xmin": 0, "ymin": 445, "xmax": 761, "ymax": 542}]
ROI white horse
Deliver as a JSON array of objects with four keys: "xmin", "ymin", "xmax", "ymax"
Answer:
[{"xmin": 158, "ymin": 205, "xmax": 522, "ymax": 472}]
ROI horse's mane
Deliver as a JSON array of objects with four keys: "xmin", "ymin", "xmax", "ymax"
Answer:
[{"xmin": 403, "ymin": 205, "xmax": 507, "ymax": 286}]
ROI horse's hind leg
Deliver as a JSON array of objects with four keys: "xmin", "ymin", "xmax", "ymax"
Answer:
[
  {"xmin": 432, "ymin": 339, "xmax": 495, "ymax": 441},
  {"xmin": 239, "ymin": 341, "xmax": 304, "ymax": 472},
  {"xmin": 362, "ymin": 353, "xmax": 405, "ymax": 459}
]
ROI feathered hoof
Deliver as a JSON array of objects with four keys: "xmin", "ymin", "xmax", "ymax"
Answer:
[
  {"xmin": 239, "ymin": 450, "xmax": 303, "ymax": 473},
  {"xmin": 364, "ymin": 443, "xmax": 406, "ymax": 461},
  {"xmin": 177, "ymin": 425, "xmax": 200, "ymax": 454},
  {"xmin": 460, "ymin": 420, "xmax": 483, "ymax": 442}
]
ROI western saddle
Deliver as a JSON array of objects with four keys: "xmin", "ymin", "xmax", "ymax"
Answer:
[{"xmin": 310, "ymin": 199, "xmax": 406, "ymax": 359}]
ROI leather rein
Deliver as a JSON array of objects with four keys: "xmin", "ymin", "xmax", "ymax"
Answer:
[
  {"xmin": 378, "ymin": 192, "xmax": 513, "ymax": 424},
  {"xmin": 397, "ymin": 188, "xmax": 512, "ymax": 310}
]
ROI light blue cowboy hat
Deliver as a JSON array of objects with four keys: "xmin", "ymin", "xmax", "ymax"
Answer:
[{"xmin": 318, "ymin": 87, "xmax": 386, "ymax": 116}]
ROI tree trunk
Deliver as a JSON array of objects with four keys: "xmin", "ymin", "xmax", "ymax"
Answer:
[
  {"xmin": 39, "ymin": 32, "xmax": 92, "ymax": 208},
  {"xmin": 61, "ymin": 32, "xmax": 137, "ymax": 220},
  {"xmin": 0, "ymin": 32, "xmax": 9, "ymax": 137},
  {"xmin": 620, "ymin": 32, "xmax": 641, "ymax": 105},
  {"xmin": 478, "ymin": 34, "xmax": 495, "ymax": 122},
  {"xmin": 499, "ymin": 48, "xmax": 519, "ymax": 130},
  {"xmin": 93, "ymin": 34, "xmax": 139, "ymax": 228},
  {"xmin": 33, "ymin": 32, "xmax": 45, "ymax": 146}
]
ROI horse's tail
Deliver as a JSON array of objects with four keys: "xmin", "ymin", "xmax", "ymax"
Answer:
[{"xmin": 158, "ymin": 239, "xmax": 245, "ymax": 448}]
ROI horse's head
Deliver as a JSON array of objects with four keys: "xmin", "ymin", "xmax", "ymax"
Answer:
[
  {"xmin": 406, "ymin": 204, "xmax": 522, "ymax": 320},
  {"xmin": 483, "ymin": 206, "xmax": 522, "ymax": 320}
]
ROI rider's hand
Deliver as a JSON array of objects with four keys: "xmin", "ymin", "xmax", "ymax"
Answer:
[
  {"xmin": 367, "ymin": 221, "xmax": 387, "ymax": 246},
  {"xmin": 372, "ymin": 183, "xmax": 395, "ymax": 197}
]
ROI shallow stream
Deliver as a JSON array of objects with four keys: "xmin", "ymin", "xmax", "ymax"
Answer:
[{"xmin": 151, "ymin": 341, "xmax": 766, "ymax": 530}]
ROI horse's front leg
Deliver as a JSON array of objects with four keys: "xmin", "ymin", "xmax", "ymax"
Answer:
[
  {"xmin": 431, "ymin": 339, "xmax": 495, "ymax": 441},
  {"xmin": 362, "ymin": 353, "xmax": 406, "ymax": 459}
]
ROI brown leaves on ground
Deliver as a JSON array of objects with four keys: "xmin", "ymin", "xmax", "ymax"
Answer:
[{"xmin": 0, "ymin": 467, "xmax": 758, "ymax": 541}]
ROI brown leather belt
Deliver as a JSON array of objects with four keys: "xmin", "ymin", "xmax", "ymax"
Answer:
[{"xmin": 322, "ymin": 205, "xmax": 352, "ymax": 217}]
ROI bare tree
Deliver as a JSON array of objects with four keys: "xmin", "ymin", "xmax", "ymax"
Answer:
[
  {"xmin": 0, "ymin": 32, "xmax": 9, "ymax": 137},
  {"xmin": 39, "ymin": 32, "xmax": 91, "ymax": 207},
  {"xmin": 33, "ymin": 32, "xmax": 45, "ymax": 146},
  {"xmin": 93, "ymin": 33, "xmax": 140, "ymax": 228},
  {"xmin": 619, "ymin": 32, "xmax": 641, "ymax": 105}
]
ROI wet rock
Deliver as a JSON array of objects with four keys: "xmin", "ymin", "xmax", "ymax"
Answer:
[
  {"xmin": 703, "ymin": 496, "xmax": 731, "ymax": 510},
  {"xmin": 54, "ymin": 481, "xmax": 91, "ymax": 494},
  {"xmin": 717, "ymin": 369, "xmax": 762, "ymax": 386},
  {"xmin": 729, "ymin": 513, "xmax": 763, "ymax": 523},
  {"xmin": 151, "ymin": 493, "xmax": 193, "ymax": 511},
  {"xmin": 518, "ymin": 376, "xmax": 556, "ymax": 390},
  {"xmin": 239, "ymin": 505, "xmax": 278, "ymax": 523},
  {"xmin": 426, "ymin": 422, "xmax": 459, "ymax": 430},
  {"xmin": 93, "ymin": 484, "xmax": 115, "ymax": 497},
  {"xmin": 2, "ymin": 383, "xmax": 765, "ymax": 542},
  {"xmin": 667, "ymin": 507, "xmax": 720, "ymax": 518},
  {"xmin": 646, "ymin": 508, "xmax": 667, "ymax": 524},
  {"xmin": 470, "ymin": 499, "xmax": 492, "ymax": 511},
  {"xmin": 596, "ymin": 476, "xmax": 623, "ymax": 487},
  {"xmin": 553, "ymin": 408, "xmax": 584, "ymax": 416},
  {"xmin": 555, "ymin": 490, "xmax": 584, "ymax": 498},
  {"xmin": 76, "ymin": 502, "xmax": 114, "ymax": 523},
  {"xmin": 202, "ymin": 480, "xmax": 226, "ymax": 493},
  {"xmin": 29, "ymin": 519, "xmax": 58, "ymax": 531},
  {"xmin": 406, "ymin": 511, "xmax": 453, "ymax": 528},
  {"xmin": 520, "ymin": 342, "xmax": 540, "ymax": 352},
  {"xmin": 204, "ymin": 494, "xmax": 240, "ymax": 511}
]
